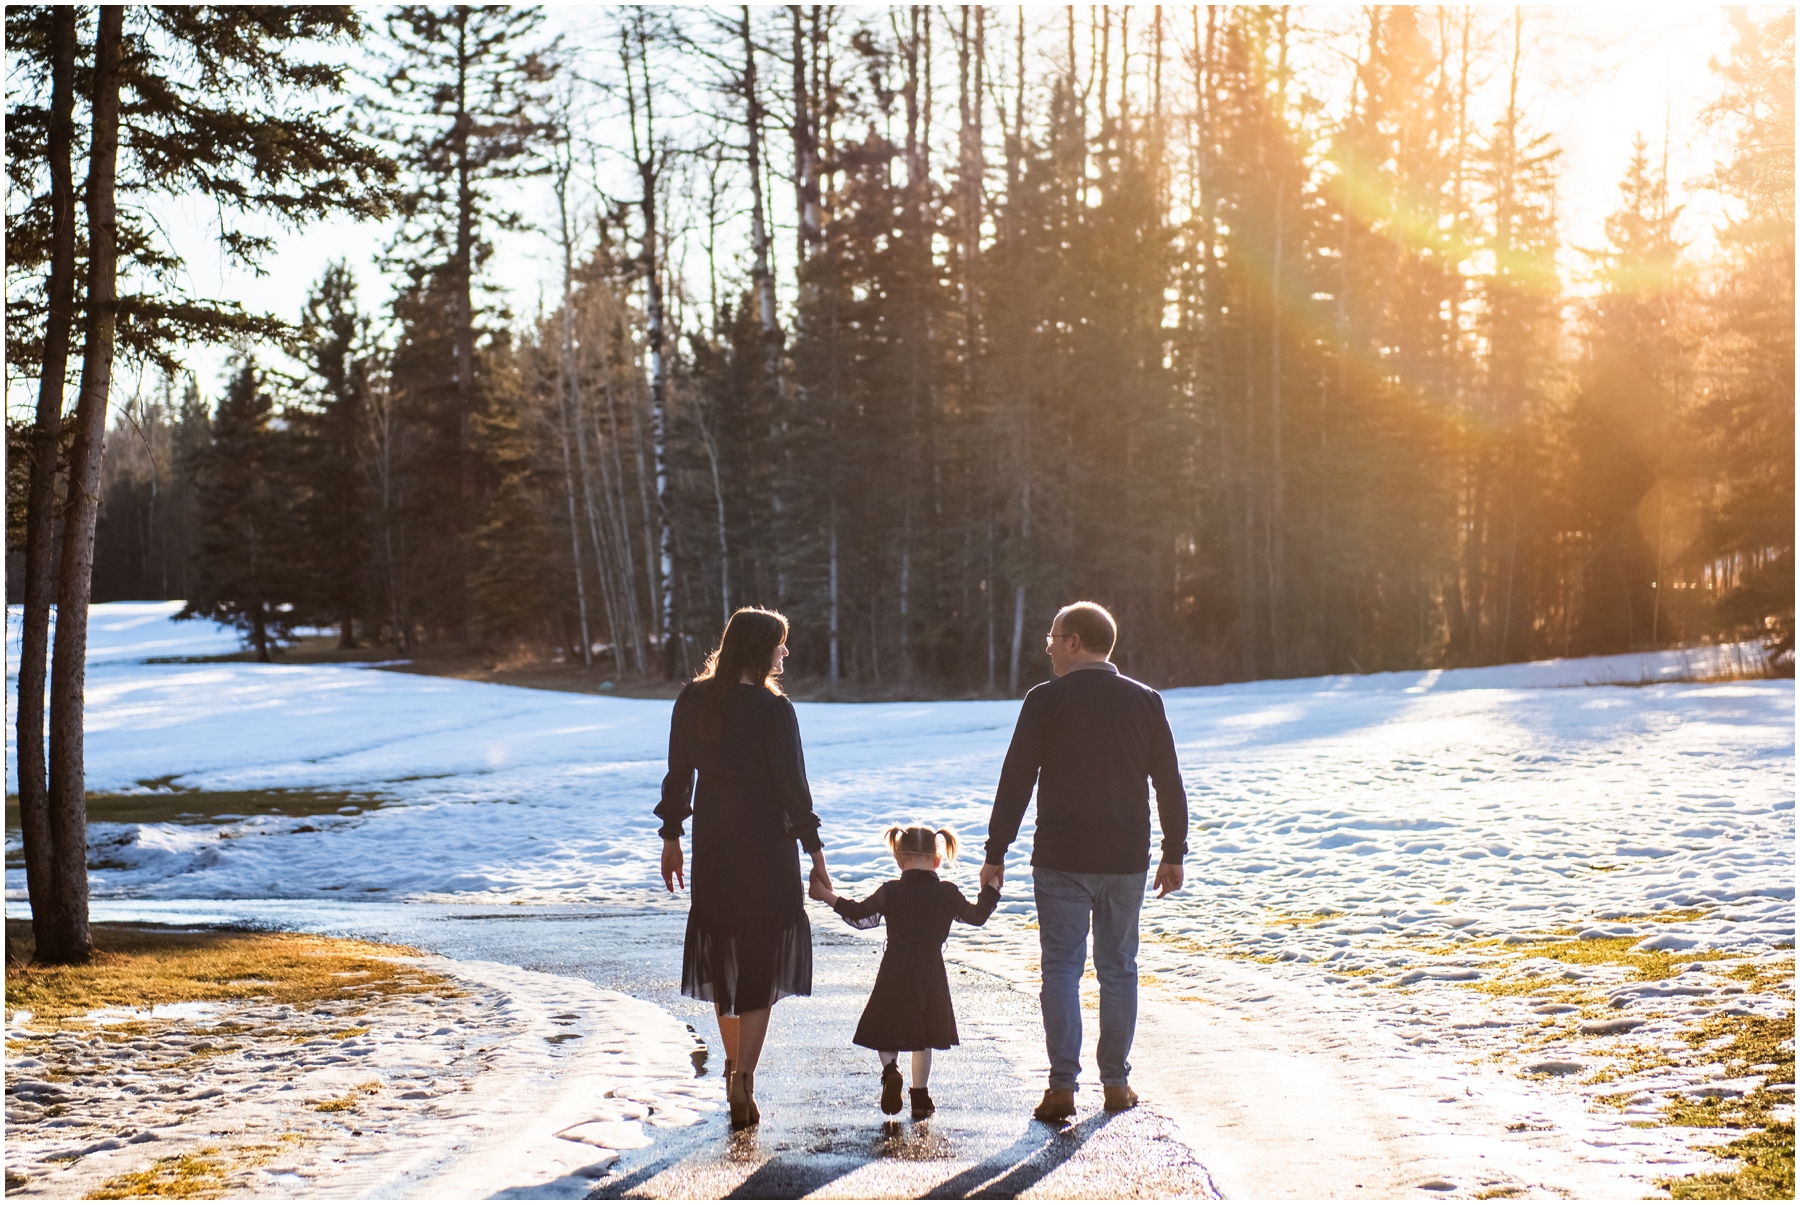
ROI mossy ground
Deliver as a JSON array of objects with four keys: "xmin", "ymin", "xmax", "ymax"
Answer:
[
  {"xmin": 1661, "ymin": 1123, "xmax": 1795, "ymax": 1200},
  {"xmin": 4, "ymin": 921, "xmax": 445, "ymax": 1023},
  {"xmin": 6, "ymin": 923, "xmax": 461, "ymax": 1198}
]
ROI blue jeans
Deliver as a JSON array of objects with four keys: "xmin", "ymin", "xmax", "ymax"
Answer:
[{"xmin": 1035, "ymin": 867, "xmax": 1145, "ymax": 1089}]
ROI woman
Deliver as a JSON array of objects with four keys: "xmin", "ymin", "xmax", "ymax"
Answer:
[{"xmin": 656, "ymin": 607, "xmax": 830, "ymax": 1130}]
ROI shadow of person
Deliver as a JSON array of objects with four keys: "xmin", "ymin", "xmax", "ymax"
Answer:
[{"xmin": 919, "ymin": 1110, "xmax": 1120, "ymax": 1200}]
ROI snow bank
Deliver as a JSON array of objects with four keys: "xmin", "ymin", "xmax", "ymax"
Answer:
[{"xmin": 5, "ymin": 601, "xmax": 247, "ymax": 673}]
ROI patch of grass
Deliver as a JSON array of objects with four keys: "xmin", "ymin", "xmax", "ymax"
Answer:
[
  {"xmin": 1487, "ymin": 935, "xmax": 1731, "ymax": 982},
  {"xmin": 1603, "ymin": 908, "xmax": 1713, "ymax": 924},
  {"xmin": 313, "ymin": 1094, "xmax": 357, "ymax": 1113},
  {"xmin": 6, "ymin": 789, "xmax": 386, "ymax": 834},
  {"xmin": 330, "ymin": 1027, "xmax": 371, "ymax": 1040},
  {"xmin": 1660, "ymin": 1122, "xmax": 1794, "ymax": 1200},
  {"xmin": 5, "ymin": 921, "xmax": 452, "ymax": 1024},
  {"xmin": 1726, "ymin": 958, "xmax": 1794, "ymax": 995},
  {"xmin": 1265, "ymin": 909, "xmax": 1344, "ymax": 926},
  {"xmin": 89, "ymin": 1150, "xmax": 228, "ymax": 1200},
  {"xmin": 1682, "ymin": 1011, "xmax": 1795, "ymax": 1082}
]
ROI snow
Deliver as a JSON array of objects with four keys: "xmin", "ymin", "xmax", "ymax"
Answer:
[
  {"xmin": 5, "ymin": 603, "xmax": 1793, "ymax": 1195},
  {"xmin": 6, "ymin": 600, "xmax": 248, "ymax": 670},
  {"xmin": 5, "ymin": 950, "xmax": 717, "ymax": 1201}
]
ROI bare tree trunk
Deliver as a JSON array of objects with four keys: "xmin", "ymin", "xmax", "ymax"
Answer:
[
  {"xmin": 790, "ymin": 5, "xmax": 822, "ymax": 262},
  {"xmin": 743, "ymin": 5, "xmax": 791, "ymax": 607},
  {"xmin": 1009, "ymin": 583, "xmax": 1026, "ymax": 694},
  {"xmin": 556, "ymin": 372, "xmax": 593, "ymax": 668},
  {"xmin": 551, "ymin": 146, "xmax": 593, "ymax": 668},
  {"xmin": 744, "ymin": 8, "xmax": 780, "ymax": 372},
  {"xmin": 366, "ymin": 376, "xmax": 407, "ymax": 650},
  {"xmin": 696, "ymin": 415, "xmax": 730, "ymax": 621},
  {"xmin": 450, "ymin": 13, "xmax": 477, "ymax": 643},
  {"xmin": 623, "ymin": 15, "xmax": 675, "ymax": 677},
  {"xmin": 601, "ymin": 371, "xmax": 649, "ymax": 674},
  {"xmin": 43, "ymin": 5, "xmax": 124, "ymax": 965},
  {"xmin": 828, "ymin": 501, "xmax": 840, "ymax": 693},
  {"xmin": 18, "ymin": 2, "xmax": 78, "ymax": 955}
]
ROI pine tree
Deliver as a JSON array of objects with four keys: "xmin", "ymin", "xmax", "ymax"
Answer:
[
  {"xmin": 1699, "ymin": 9, "xmax": 1795, "ymax": 664},
  {"xmin": 292, "ymin": 264, "xmax": 377, "ymax": 647},
  {"xmin": 1565, "ymin": 141, "xmax": 1691, "ymax": 654},
  {"xmin": 383, "ymin": 5, "xmax": 554, "ymax": 644},
  {"xmin": 183, "ymin": 360, "xmax": 302, "ymax": 661}
]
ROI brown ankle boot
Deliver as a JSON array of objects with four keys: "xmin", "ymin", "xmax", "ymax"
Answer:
[
  {"xmin": 728, "ymin": 1070, "xmax": 759, "ymax": 1129},
  {"xmin": 1033, "ymin": 1087, "xmax": 1076, "ymax": 1123},
  {"xmin": 1103, "ymin": 1084, "xmax": 1139, "ymax": 1112}
]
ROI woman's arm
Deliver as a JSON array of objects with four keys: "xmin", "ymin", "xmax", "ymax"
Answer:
[
  {"xmin": 949, "ymin": 881, "xmax": 1002, "ymax": 927},
  {"xmin": 765, "ymin": 697, "xmax": 826, "ymax": 856},
  {"xmin": 655, "ymin": 688, "xmax": 698, "ymax": 892}
]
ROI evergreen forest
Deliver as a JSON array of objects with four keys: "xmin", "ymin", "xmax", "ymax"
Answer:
[{"xmin": 10, "ymin": 5, "xmax": 1795, "ymax": 697}]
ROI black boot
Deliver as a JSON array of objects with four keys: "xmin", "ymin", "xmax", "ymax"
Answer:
[
  {"xmin": 910, "ymin": 1087, "xmax": 935, "ymax": 1119},
  {"xmin": 728, "ymin": 1070, "xmax": 759, "ymax": 1129},
  {"xmin": 879, "ymin": 1061, "xmax": 903, "ymax": 1115}
]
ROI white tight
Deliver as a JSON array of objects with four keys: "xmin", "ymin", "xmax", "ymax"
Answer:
[{"xmin": 878, "ymin": 1049, "xmax": 932, "ymax": 1088}]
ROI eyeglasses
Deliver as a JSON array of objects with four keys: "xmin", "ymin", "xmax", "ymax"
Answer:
[{"xmin": 1045, "ymin": 631, "xmax": 1076, "ymax": 644}]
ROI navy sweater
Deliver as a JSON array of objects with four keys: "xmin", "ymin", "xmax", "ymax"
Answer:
[{"xmin": 984, "ymin": 664, "xmax": 1188, "ymax": 874}]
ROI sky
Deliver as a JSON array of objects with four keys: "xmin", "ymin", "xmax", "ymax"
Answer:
[{"xmin": 18, "ymin": 4, "xmax": 1746, "ymax": 413}]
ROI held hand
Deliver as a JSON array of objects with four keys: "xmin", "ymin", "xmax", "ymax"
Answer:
[
  {"xmin": 1153, "ymin": 861, "xmax": 1184, "ymax": 899},
  {"xmin": 808, "ymin": 849, "xmax": 832, "ymax": 897},
  {"xmin": 661, "ymin": 840, "xmax": 685, "ymax": 893},
  {"xmin": 808, "ymin": 874, "xmax": 837, "ymax": 905},
  {"xmin": 979, "ymin": 862, "xmax": 1005, "ymax": 892}
]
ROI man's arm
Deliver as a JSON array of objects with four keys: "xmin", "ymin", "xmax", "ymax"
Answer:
[
  {"xmin": 983, "ymin": 692, "xmax": 1044, "ymax": 883},
  {"xmin": 1148, "ymin": 692, "xmax": 1188, "ymax": 889}
]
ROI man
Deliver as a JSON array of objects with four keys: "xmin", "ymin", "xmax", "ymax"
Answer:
[{"xmin": 980, "ymin": 601, "xmax": 1187, "ymax": 1123}]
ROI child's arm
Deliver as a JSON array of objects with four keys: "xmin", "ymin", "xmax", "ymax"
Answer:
[
  {"xmin": 948, "ymin": 881, "xmax": 1001, "ymax": 926},
  {"xmin": 823, "ymin": 883, "xmax": 885, "ymax": 931}
]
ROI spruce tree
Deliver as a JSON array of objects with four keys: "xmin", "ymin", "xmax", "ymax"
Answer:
[
  {"xmin": 183, "ymin": 361, "xmax": 302, "ymax": 662},
  {"xmin": 292, "ymin": 264, "xmax": 377, "ymax": 648}
]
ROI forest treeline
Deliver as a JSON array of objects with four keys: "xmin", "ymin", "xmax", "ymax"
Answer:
[{"xmin": 14, "ymin": 5, "xmax": 1796, "ymax": 698}]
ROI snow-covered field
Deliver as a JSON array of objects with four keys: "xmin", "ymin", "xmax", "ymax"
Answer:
[{"xmin": 7, "ymin": 602, "xmax": 1794, "ymax": 1194}]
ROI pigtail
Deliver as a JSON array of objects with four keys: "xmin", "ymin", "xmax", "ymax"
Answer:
[
  {"xmin": 883, "ymin": 825, "xmax": 907, "ymax": 857},
  {"xmin": 935, "ymin": 826, "xmax": 960, "ymax": 864}
]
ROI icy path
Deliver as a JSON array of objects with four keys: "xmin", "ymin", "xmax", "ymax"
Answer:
[{"xmin": 5, "ymin": 605, "xmax": 1794, "ymax": 1195}]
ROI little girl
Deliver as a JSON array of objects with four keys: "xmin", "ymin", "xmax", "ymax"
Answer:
[{"xmin": 810, "ymin": 823, "xmax": 1000, "ymax": 1119}]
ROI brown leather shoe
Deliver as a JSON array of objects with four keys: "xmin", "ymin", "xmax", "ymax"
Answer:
[
  {"xmin": 1033, "ymin": 1087, "xmax": 1076, "ymax": 1123},
  {"xmin": 1103, "ymin": 1084, "xmax": 1139, "ymax": 1112}
]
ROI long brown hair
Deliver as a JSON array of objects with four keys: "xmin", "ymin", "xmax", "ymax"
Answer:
[{"xmin": 691, "ymin": 607, "xmax": 788, "ymax": 739}]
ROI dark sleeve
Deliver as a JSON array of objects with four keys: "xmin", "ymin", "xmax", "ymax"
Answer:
[
  {"xmin": 766, "ymin": 697, "xmax": 824, "ymax": 853},
  {"xmin": 984, "ymin": 690, "xmax": 1044, "ymax": 865},
  {"xmin": 948, "ymin": 882, "xmax": 1000, "ymax": 927},
  {"xmin": 832, "ymin": 883, "xmax": 885, "ymax": 931},
  {"xmin": 654, "ymin": 688, "xmax": 696, "ymax": 841},
  {"xmin": 1148, "ymin": 690, "xmax": 1188, "ymax": 863}
]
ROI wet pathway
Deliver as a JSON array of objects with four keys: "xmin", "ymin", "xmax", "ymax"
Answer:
[{"xmin": 76, "ymin": 901, "xmax": 1218, "ymax": 1200}]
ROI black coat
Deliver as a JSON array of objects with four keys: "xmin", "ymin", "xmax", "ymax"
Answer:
[
  {"xmin": 985, "ymin": 662, "xmax": 1189, "ymax": 874},
  {"xmin": 833, "ymin": 869, "xmax": 1000, "ymax": 1051},
  {"xmin": 655, "ymin": 682, "xmax": 825, "ymax": 1012}
]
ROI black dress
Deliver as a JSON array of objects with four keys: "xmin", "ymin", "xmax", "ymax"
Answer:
[
  {"xmin": 656, "ymin": 682, "xmax": 824, "ymax": 1015},
  {"xmin": 832, "ymin": 869, "xmax": 1001, "ymax": 1051}
]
